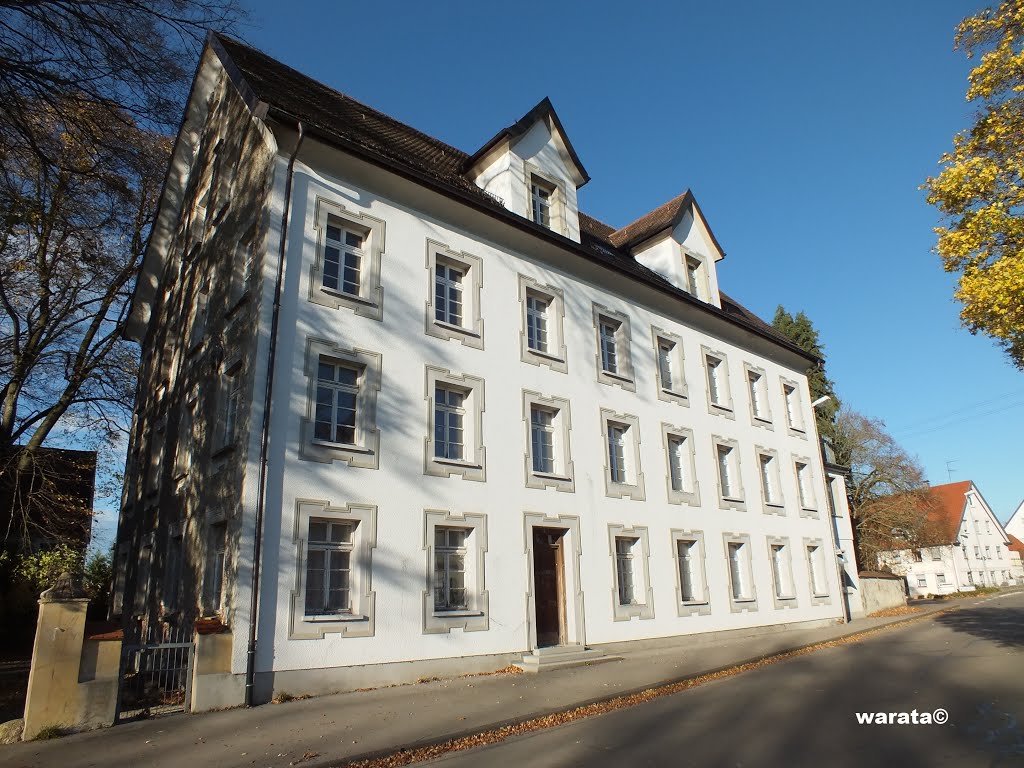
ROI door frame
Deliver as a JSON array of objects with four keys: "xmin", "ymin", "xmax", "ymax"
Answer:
[{"xmin": 523, "ymin": 512, "xmax": 586, "ymax": 650}]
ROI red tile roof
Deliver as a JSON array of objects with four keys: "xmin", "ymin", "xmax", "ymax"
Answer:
[
  {"xmin": 922, "ymin": 481, "xmax": 972, "ymax": 545},
  {"xmin": 1008, "ymin": 533, "xmax": 1024, "ymax": 556}
]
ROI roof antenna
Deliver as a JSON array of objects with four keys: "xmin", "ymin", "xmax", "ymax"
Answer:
[{"xmin": 946, "ymin": 460, "xmax": 958, "ymax": 483}]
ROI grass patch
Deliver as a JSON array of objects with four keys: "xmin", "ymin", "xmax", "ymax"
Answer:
[{"xmin": 32, "ymin": 724, "xmax": 64, "ymax": 740}]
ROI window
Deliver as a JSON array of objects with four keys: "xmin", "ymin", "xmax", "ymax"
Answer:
[
  {"xmin": 204, "ymin": 522, "xmax": 227, "ymax": 616},
  {"xmin": 425, "ymin": 240, "xmax": 483, "ymax": 348},
  {"xmin": 163, "ymin": 534, "xmax": 183, "ymax": 613},
  {"xmin": 292, "ymin": 500, "xmax": 376, "ymax": 639},
  {"xmin": 434, "ymin": 262, "xmax": 464, "ymax": 327},
  {"xmin": 805, "ymin": 541, "xmax": 829, "ymax": 601},
  {"xmin": 986, "ymin": 520, "xmax": 991, "ymax": 534},
  {"xmin": 685, "ymin": 255, "xmax": 703, "ymax": 299},
  {"xmin": 311, "ymin": 200, "xmax": 384, "ymax": 319},
  {"xmin": 615, "ymin": 536, "xmax": 638, "ymax": 605},
  {"xmin": 974, "ymin": 546, "xmax": 981, "ymax": 557},
  {"xmin": 758, "ymin": 450, "xmax": 784, "ymax": 511},
  {"xmin": 425, "ymin": 367, "xmax": 485, "ymax": 480},
  {"xmin": 795, "ymin": 461, "xmax": 816, "ymax": 510},
  {"xmin": 305, "ymin": 519, "xmax": 355, "ymax": 615},
  {"xmin": 518, "ymin": 276, "xmax": 567, "ymax": 371},
  {"xmin": 600, "ymin": 320, "xmax": 619, "ymax": 374},
  {"xmin": 315, "ymin": 360, "xmax": 359, "ymax": 445},
  {"xmin": 592, "ymin": 304, "xmax": 635, "ymax": 390},
  {"xmin": 769, "ymin": 540, "xmax": 796, "ymax": 606},
  {"xmin": 931, "ymin": 547, "xmax": 942, "ymax": 562},
  {"xmin": 917, "ymin": 575, "xmax": 928, "ymax": 588},
  {"xmin": 173, "ymin": 394, "xmax": 196, "ymax": 478},
  {"xmin": 936, "ymin": 572, "xmax": 948, "ymax": 587},
  {"xmin": 702, "ymin": 347, "xmax": 734, "ymax": 417},
  {"xmin": 986, "ymin": 545, "xmax": 992, "ymax": 557},
  {"xmin": 997, "ymin": 545, "xmax": 1002, "ymax": 557},
  {"xmin": 434, "ymin": 527, "xmax": 469, "ymax": 611},
  {"xmin": 968, "ymin": 570, "xmax": 974, "ymax": 585},
  {"xmin": 609, "ymin": 525, "xmax": 654, "ymax": 620},
  {"xmin": 530, "ymin": 175, "xmax": 555, "ymax": 228},
  {"xmin": 652, "ymin": 328, "xmax": 688, "ymax": 404},
  {"xmin": 783, "ymin": 380, "xmax": 805, "ymax": 434},
  {"xmin": 219, "ymin": 365, "xmax": 243, "ymax": 450},
  {"xmin": 523, "ymin": 391, "xmax": 574, "ymax": 492},
  {"xmin": 662, "ymin": 424, "xmax": 699, "ymax": 506},
  {"xmin": 601, "ymin": 410, "xmax": 645, "ymax": 500},
  {"xmin": 724, "ymin": 537, "xmax": 756, "ymax": 609},
  {"xmin": 677, "ymin": 540, "xmax": 698, "ymax": 602},
  {"xmin": 423, "ymin": 511, "xmax": 488, "ymax": 633},
  {"xmin": 300, "ymin": 340, "xmax": 381, "ymax": 468},
  {"xmin": 323, "ymin": 224, "xmax": 363, "ymax": 297},
  {"xmin": 714, "ymin": 437, "xmax": 744, "ymax": 509},
  {"xmin": 913, "ymin": 549, "xmax": 924, "ymax": 562},
  {"xmin": 744, "ymin": 364, "xmax": 772, "ymax": 426},
  {"xmin": 434, "ymin": 386, "xmax": 466, "ymax": 461},
  {"xmin": 188, "ymin": 280, "xmax": 209, "ymax": 351}
]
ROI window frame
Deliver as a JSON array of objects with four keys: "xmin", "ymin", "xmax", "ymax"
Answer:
[
  {"xmin": 310, "ymin": 198, "xmax": 385, "ymax": 320},
  {"xmin": 525, "ymin": 167, "xmax": 567, "ymax": 235},
  {"xmin": 756, "ymin": 447, "xmax": 785, "ymax": 514},
  {"xmin": 702, "ymin": 346, "xmax": 735, "ymax": 418},
  {"xmin": 767, "ymin": 536, "xmax": 797, "ymax": 609},
  {"xmin": 670, "ymin": 529, "xmax": 711, "ymax": 617},
  {"xmin": 794, "ymin": 456, "xmax": 818, "ymax": 517},
  {"xmin": 681, "ymin": 247, "xmax": 708, "ymax": 301},
  {"xmin": 723, "ymin": 533, "xmax": 757, "ymax": 612},
  {"xmin": 290, "ymin": 499, "xmax": 376, "ymax": 639},
  {"xmin": 522, "ymin": 391, "xmax": 574, "ymax": 492},
  {"xmin": 518, "ymin": 275, "xmax": 567, "ymax": 372},
  {"xmin": 608, "ymin": 524, "xmax": 654, "ymax": 621},
  {"xmin": 424, "ymin": 240, "xmax": 484, "ymax": 348},
  {"xmin": 781, "ymin": 378, "xmax": 807, "ymax": 438},
  {"xmin": 804, "ymin": 537, "xmax": 831, "ymax": 605},
  {"xmin": 423, "ymin": 510, "xmax": 488, "ymax": 633},
  {"xmin": 592, "ymin": 304, "xmax": 635, "ymax": 391},
  {"xmin": 651, "ymin": 327, "xmax": 688, "ymax": 405},
  {"xmin": 713, "ymin": 435, "xmax": 745, "ymax": 511},
  {"xmin": 743, "ymin": 363, "xmax": 773, "ymax": 429},
  {"xmin": 661, "ymin": 423, "xmax": 699, "ymax": 506},
  {"xmin": 600, "ymin": 409, "xmax": 645, "ymax": 500},
  {"xmin": 425, "ymin": 366, "xmax": 486, "ymax": 481},
  {"xmin": 299, "ymin": 339, "xmax": 381, "ymax": 468},
  {"xmin": 203, "ymin": 522, "xmax": 228, "ymax": 617}
]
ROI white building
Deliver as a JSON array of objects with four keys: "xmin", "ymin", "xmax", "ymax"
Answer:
[
  {"xmin": 878, "ymin": 480, "xmax": 1019, "ymax": 597},
  {"xmin": 114, "ymin": 34, "xmax": 862, "ymax": 707},
  {"xmin": 1006, "ymin": 499, "xmax": 1024, "ymax": 542}
]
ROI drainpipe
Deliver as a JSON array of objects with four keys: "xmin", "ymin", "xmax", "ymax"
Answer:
[{"xmin": 245, "ymin": 120, "xmax": 305, "ymax": 707}]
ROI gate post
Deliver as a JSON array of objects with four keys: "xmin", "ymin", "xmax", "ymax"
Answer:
[{"xmin": 22, "ymin": 573, "xmax": 91, "ymax": 739}]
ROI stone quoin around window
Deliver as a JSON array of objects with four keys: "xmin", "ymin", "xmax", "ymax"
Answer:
[
  {"xmin": 670, "ymin": 529, "xmax": 711, "ymax": 617},
  {"xmin": 794, "ymin": 456, "xmax": 819, "ymax": 518},
  {"xmin": 309, "ymin": 197, "xmax": 385, "ymax": 320},
  {"xmin": 601, "ymin": 409, "xmax": 645, "ymax": 500},
  {"xmin": 422, "ymin": 509, "xmax": 488, "ymax": 634},
  {"xmin": 522, "ymin": 390, "xmax": 574, "ymax": 492},
  {"xmin": 592, "ymin": 303, "xmax": 635, "ymax": 391},
  {"xmin": 782, "ymin": 377, "xmax": 807, "ymax": 438},
  {"xmin": 289, "ymin": 499, "xmax": 377, "ymax": 639},
  {"xmin": 652, "ymin": 327, "xmax": 688, "ymax": 406},
  {"xmin": 424, "ymin": 366, "xmax": 486, "ymax": 481},
  {"xmin": 518, "ymin": 274, "xmax": 567, "ymax": 372},
  {"xmin": 299, "ymin": 338, "xmax": 381, "ymax": 468},
  {"xmin": 743, "ymin": 362, "xmax": 773, "ymax": 430},
  {"xmin": 424, "ymin": 239, "xmax": 484, "ymax": 349},
  {"xmin": 661, "ymin": 423, "xmax": 699, "ymax": 506},
  {"xmin": 756, "ymin": 446, "xmax": 785, "ymax": 515},
  {"xmin": 713, "ymin": 435, "xmax": 745, "ymax": 511},
  {"xmin": 723, "ymin": 532, "xmax": 758, "ymax": 614},
  {"xmin": 608, "ymin": 524, "xmax": 654, "ymax": 621}
]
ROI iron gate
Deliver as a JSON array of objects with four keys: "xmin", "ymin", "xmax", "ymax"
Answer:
[{"xmin": 115, "ymin": 624, "xmax": 194, "ymax": 723}]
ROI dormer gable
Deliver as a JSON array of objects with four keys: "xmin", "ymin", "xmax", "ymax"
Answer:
[
  {"xmin": 463, "ymin": 98, "xmax": 588, "ymax": 242},
  {"xmin": 612, "ymin": 191, "xmax": 725, "ymax": 308}
]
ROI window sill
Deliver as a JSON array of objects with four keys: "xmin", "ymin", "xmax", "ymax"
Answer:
[
  {"xmin": 433, "ymin": 320, "xmax": 481, "ymax": 339},
  {"xmin": 525, "ymin": 348, "xmax": 565, "ymax": 364},
  {"xmin": 600, "ymin": 370, "xmax": 634, "ymax": 384},
  {"xmin": 211, "ymin": 444, "xmax": 236, "ymax": 460},
  {"xmin": 681, "ymin": 600, "xmax": 709, "ymax": 608},
  {"xmin": 304, "ymin": 613, "xmax": 368, "ymax": 623},
  {"xmin": 321, "ymin": 286, "xmax": 379, "ymax": 308},
  {"xmin": 432, "ymin": 610, "xmax": 484, "ymax": 618},
  {"xmin": 753, "ymin": 416, "xmax": 773, "ymax": 426},
  {"xmin": 776, "ymin": 595, "xmax": 797, "ymax": 602},
  {"xmin": 432, "ymin": 457, "xmax": 483, "ymax": 470},
  {"xmin": 764, "ymin": 502, "xmax": 785, "ymax": 510},
  {"xmin": 710, "ymin": 403, "xmax": 733, "ymax": 414},
  {"xmin": 660, "ymin": 387, "xmax": 688, "ymax": 400},
  {"xmin": 731, "ymin": 597, "xmax": 756, "ymax": 604},
  {"xmin": 311, "ymin": 439, "xmax": 373, "ymax": 455},
  {"xmin": 721, "ymin": 496, "xmax": 745, "ymax": 505},
  {"xmin": 531, "ymin": 471, "xmax": 572, "ymax": 483},
  {"xmin": 811, "ymin": 592, "xmax": 830, "ymax": 599}
]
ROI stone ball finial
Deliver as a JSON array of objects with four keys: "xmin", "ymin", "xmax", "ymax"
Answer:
[{"xmin": 40, "ymin": 571, "xmax": 89, "ymax": 601}]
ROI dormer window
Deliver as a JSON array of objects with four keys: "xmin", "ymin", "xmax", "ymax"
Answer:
[
  {"xmin": 685, "ymin": 255, "xmax": 702, "ymax": 299},
  {"xmin": 530, "ymin": 175, "xmax": 556, "ymax": 229}
]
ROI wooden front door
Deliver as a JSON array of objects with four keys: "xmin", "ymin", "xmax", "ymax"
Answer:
[{"xmin": 533, "ymin": 527, "xmax": 566, "ymax": 647}]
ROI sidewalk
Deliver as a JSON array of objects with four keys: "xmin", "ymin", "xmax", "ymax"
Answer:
[{"xmin": 0, "ymin": 597, "xmax": 1001, "ymax": 768}]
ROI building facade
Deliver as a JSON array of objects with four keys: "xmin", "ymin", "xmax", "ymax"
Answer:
[
  {"xmin": 877, "ymin": 480, "xmax": 1021, "ymax": 597},
  {"xmin": 114, "ymin": 34, "xmax": 862, "ymax": 705}
]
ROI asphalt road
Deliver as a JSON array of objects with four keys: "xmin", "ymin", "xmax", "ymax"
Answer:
[{"xmin": 427, "ymin": 592, "xmax": 1024, "ymax": 768}]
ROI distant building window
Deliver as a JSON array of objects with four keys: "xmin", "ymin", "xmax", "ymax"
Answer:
[
  {"xmin": 936, "ymin": 572, "xmax": 948, "ymax": 586},
  {"xmin": 917, "ymin": 575, "xmax": 928, "ymax": 588}
]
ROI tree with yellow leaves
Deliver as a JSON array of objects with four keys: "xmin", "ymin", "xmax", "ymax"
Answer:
[{"xmin": 925, "ymin": 0, "xmax": 1024, "ymax": 368}]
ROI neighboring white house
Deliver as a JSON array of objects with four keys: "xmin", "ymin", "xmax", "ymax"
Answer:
[
  {"xmin": 878, "ymin": 480, "xmax": 1019, "ymax": 597},
  {"xmin": 1006, "ymin": 499, "xmax": 1024, "ymax": 542},
  {"xmin": 113, "ymin": 33, "xmax": 862, "ymax": 707}
]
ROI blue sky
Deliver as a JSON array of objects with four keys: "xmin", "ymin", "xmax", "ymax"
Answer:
[{"xmin": 98, "ymin": 0, "xmax": 1023, "ymax": 550}]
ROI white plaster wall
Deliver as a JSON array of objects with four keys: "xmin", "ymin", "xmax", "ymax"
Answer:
[
  {"xmin": 253, "ymin": 147, "xmax": 845, "ymax": 675},
  {"xmin": 1004, "ymin": 500, "xmax": 1024, "ymax": 541},
  {"xmin": 827, "ymin": 471, "xmax": 864, "ymax": 617}
]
